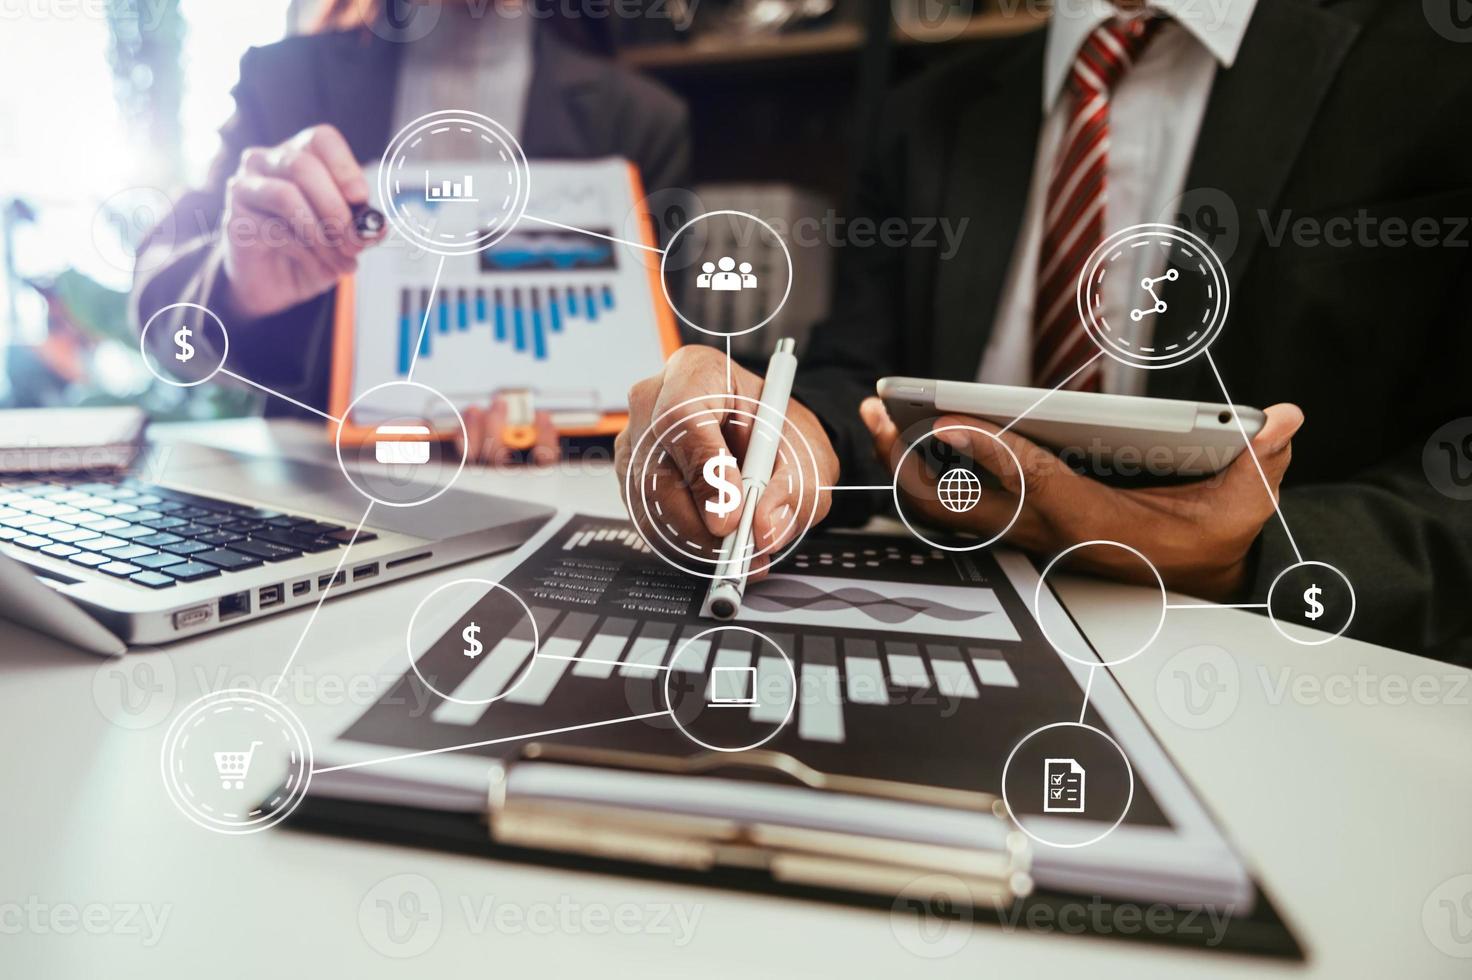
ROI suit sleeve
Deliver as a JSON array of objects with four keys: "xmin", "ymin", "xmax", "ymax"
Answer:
[
  {"xmin": 1250, "ymin": 255, "xmax": 1472, "ymax": 665},
  {"xmin": 130, "ymin": 47, "xmax": 336, "ymax": 406},
  {"xmin": 788, "ymin": 109, "xmax": 909, "ymax": 526}
]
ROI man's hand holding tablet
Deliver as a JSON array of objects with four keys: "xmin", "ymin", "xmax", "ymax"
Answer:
[{"xmin": 617, "ymin": 347, "xmax": 1304, "ymax": 601}]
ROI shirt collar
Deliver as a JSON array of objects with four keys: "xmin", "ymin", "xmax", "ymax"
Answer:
[{"xmin": 1042, "ymin": 0, "xmax": 1259, "ymax": 112}]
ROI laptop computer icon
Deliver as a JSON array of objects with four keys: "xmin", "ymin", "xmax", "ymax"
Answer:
[{"xmin": 707, "ymin": 665, "xmax": 757, "ymax": 707}]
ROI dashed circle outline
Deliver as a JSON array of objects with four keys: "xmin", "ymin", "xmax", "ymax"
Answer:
[
  {"xmin": 1000, "ymin": 721, "xmax": 1135, "ymax": 850},
  {"xmin": 378, "ymin": 109, "xmax": 530, "ymax": 257},
  {"xmin": 637, "ymin": 408, "xmax": 801, "ymax": 570},
  {"xmin": 1265, "ymin": 559, "xmax": 1356, "ymax": 646},
  {"xmin": 624, "ymin": 394, "xmax": 824, "ymax": 581},
  {"xmin": 891, "ymin": 425, "xmax": 1025, "ymax": 553},
  {"xmin": 663, "ymin": 625, "xmax": 796, "ymax": 753},
  {"xmin": 334, "ymin": 379, "xmax": 468, "ymax": 509},
  {"xmin": 138, "ymin": 301, "xmax": 229, "ymax": 388},
  {"xmin": 659, "ymin": 210, "xmax": 794, "ymax": 338},
  {"xmin": 1034, "ymin": 540, "xmax": 1167, "ymax": 668},
  {"xmin": 405, "ymin": 577, "xmax": 542, "ymax": 706},
  {"xmin": 1076, "ymin": 222, "xmax": 1229, "ymax": 370},
  {"xmin": 159, "ymin": 687, "xmax": 313, "ymax": 835}
]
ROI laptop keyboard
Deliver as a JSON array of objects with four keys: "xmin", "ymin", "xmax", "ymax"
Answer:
[{"xmin": 0, "ymin": 477, "xmax": 376, "ymax": 590}]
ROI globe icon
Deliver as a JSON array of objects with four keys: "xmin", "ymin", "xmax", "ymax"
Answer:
[{"xmin": 937, "ymin": 467, "xmax": 982, "ymax": 513}]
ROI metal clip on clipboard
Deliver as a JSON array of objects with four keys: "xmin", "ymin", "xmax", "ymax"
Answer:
[{"xmin": 484, "ymin": 744, "xmax": 1034, "ymax": 906}]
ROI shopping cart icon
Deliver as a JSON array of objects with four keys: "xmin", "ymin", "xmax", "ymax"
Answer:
[{"xmin": 213, "ymin": 741, "xmax": 263, "ymax": 790}]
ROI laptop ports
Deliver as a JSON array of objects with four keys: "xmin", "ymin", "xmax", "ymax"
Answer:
[
  {"xmin": 258, "ymin": 583, "xmax": 284, "ymax": 608},
  {"xmin": 318, "ymin": 570, "xmax": 345, "ymax": 590},
  {"xmin": 218, "ymin": 591, "xmax": 250, "ymax": 621},
  {"xmin": 352, "ymin": 562, "xmax": 379, "ymax": 581},
  {"xmin": 291, "ymin": 580, "xmax": 310, "ymax": 597}
]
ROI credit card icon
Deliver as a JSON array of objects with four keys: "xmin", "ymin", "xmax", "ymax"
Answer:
[{"xmin": 374, "ymin": 424, "xmax": 432, "ymax": 465}]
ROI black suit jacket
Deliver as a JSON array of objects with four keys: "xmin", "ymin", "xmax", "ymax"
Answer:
[
  {"xmin": 132, "ymin": 24, "xmax": 689, "ymax": 417},
  {"xmin": 792, "ymin": 0, "xmax": 1472, "ymax": 662}
]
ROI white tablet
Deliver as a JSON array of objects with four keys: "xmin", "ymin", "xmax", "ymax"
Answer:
[{"xmin": 877, "ymin": 377, "xmax": 1265, "ymax": 478}]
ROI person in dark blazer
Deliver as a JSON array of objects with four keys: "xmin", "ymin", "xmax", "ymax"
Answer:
[
  {"xmin": 133, "ymin": 0, "xmax": 689, "ymax": 463},
  {"xmin": 616, "ymin": 0, "xmax": 1472, "ymax": 663}
]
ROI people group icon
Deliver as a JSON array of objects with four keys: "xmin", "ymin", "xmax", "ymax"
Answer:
[{"xmin": 696, "ymin": 256, "xmax": 758, "ymax": 291}]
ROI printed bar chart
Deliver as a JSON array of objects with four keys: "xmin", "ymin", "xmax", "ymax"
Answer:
[{"xmin": 394, "ymin": 282, "xmax": 617, "ymax": 373}]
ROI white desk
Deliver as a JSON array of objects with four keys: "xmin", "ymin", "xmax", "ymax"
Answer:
[{"xmin": 3, "ymin": 420, "xmax": 1469, "ymax": 977}]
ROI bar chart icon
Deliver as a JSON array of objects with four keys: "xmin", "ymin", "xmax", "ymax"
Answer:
[{"xmin": 424, "ymin": 171, "xmax": 477, "ymax": 202}]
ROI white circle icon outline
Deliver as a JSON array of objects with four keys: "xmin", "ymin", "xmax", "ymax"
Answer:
[
  {"xmin": 378, "ymin": 109, "xmax": 531, "ymax": 257},
  {"xmin": 892, "ymin": 425, "xmax": 1025, "ymax": 553},
  {"xmin": 625, "ymin": 394, "xmax": 823, "ymax": 580},
  {"xmin": 159, "ymin": 687, "xmax": 313, "ymax": 835},
  {"xmin": 405, "ymin": 577, "xmax": 541, "ymax": 707},
  {"xmin": 335, "ymin": 380, "xmax": 468, "ymax": 508},
  {"xmin": 1035, "ymin": 540, "xmax": 1166, "ymax": 668},
  {"xmin": 664, "ymin": 626, "xmax": 796, "ymax": 753},
  {"xmin": 1000, "ymin": 721, "xmax": 1135, "ymax": 850},
  {"xmin": 660, "ymin": 209, "xmax": 793, "ymax": 338},
  {"xmin": 1076, "ymin": 222, "xmax": 1229, "ymax": 370},
  {"xmin": 138, "ymin": 301, "xmax": 229, "ymax": 387},
  {"xmin": 1266, "ymin": 559, "xmax": 1356, "ymax": 646}
]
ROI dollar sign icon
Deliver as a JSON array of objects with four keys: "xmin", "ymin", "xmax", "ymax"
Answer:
[
  {"xmin": 173, "ymin": 324, "xmax": 195, "ymax": 362},
  {"xmin": 1302, "ymin": 584, "xmax": 1324, "ymax": 621},
  {"xmin": 461, "ymin": 621, "xmax": 483, "ymax": 658},
  {"xmin": 702, "ymin": 452, "xmax": 740, "ymax": 518}
]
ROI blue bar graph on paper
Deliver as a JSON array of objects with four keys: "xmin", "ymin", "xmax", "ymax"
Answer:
[
  {"xmin": 394, "ymin": 280, "xmax": 614, "ymax": 376},
  {"xmin": 531, "ymin": 290, "xmax": 547, "ymax": 360},
  {"xmin": 418, "ymin": 289, "xmax": 430, "ymax": 357},
  {"xmin": 397, "ymin": 289, "xmax": 412, "ymax": 375},
  {"xmin": 512, "ymin": 289, "xmax": 526, "ymax": 352}
]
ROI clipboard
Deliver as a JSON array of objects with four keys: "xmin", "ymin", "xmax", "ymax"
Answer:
[
  {"xmin": 290, "ymin": 740, "xmax": 1303, "ymax": 958},
  {"xmin": 286, "ymin": 515, "xmax": 1306, "ymax": 957},
  {"xmin": 326, "ymin": 161, "xmax": 681, "ymax": 446}
]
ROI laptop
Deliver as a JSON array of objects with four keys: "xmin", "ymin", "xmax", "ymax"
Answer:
[{"xmin": 0, "ymin": 442, "xmax": 553, "ymax": 652}]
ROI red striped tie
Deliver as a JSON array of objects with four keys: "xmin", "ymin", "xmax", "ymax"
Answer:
[{"xmin": 1032, "ymin": 15, "xmax": 1162, "ymax": 390}]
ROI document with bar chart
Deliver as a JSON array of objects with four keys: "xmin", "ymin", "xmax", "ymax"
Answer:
[
  {"xmin": 317, "ymin": 514, "xmax": 1254, "ymax": 909},
  {"xmin": 344, "ymin": 158, "xmax": 668, "ymax": 420}
]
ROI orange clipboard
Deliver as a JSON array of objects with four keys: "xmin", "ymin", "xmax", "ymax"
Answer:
[{"xmin": 327, "ymin": 162, "xmax": 681, "ymax": 446}]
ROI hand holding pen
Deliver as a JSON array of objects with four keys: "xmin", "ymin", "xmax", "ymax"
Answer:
[{"xmin": 614, "ymin": 344, "xmax": 839, "ymax": 587}]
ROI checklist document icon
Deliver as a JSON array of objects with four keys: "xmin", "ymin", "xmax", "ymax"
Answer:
[{"xmin": 1044, "ymin": 758, "xmax": 1086, "ymax": 813}]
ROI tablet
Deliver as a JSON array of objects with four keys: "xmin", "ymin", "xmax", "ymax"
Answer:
[{"xmin": 878, "ymin": 378, "xmax": 1265, "ymax": 478}]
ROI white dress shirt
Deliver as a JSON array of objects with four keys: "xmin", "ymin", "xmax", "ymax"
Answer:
[{"xmin": 978, "ymin": 0, "xmax": 1258, "ymax": 394}]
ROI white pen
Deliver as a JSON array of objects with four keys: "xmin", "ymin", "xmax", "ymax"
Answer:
[{"xmin": 702, "ymin": 338, "xmax": 799, "ymax": 621}]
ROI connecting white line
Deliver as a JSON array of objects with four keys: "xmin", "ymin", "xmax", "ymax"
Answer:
[
  {"xmin": 819, "ymin": 485, "xmax": 891, "ymax": 492},
  {"xmin": 1078, "ymin": 663, "xmax": 1097, "ymax": 723},
  {"xmin": 310, "ymin": 710, "xmax": 672, "ymax": 775},
  {"xmin": 725, "ymin": 335, "xmax": 732, "ymax": 394},
  {"xmin": 217, "ymin": 368, "xmax": 343, "ymax": 424},
  {"xmin": 520, "ymin": 213, "xmax": 666, "ymax": 255},
  {"xmin": 997, "ymin": 351, "xmax": 1104, "ymax": 436},
  {"xmin": 533, "ymin": 653, "xmax": 670, "ymax": 672},
  {"xmin": 1166, "ymin": 601, "xmax": 1269, "ymax": 610},
  {"xmin": 267, "ymin": 501, "xmax": 376, "ymax": 698},
  {"xmin": 1205, "ymin": 350, "xmax": 1304, "ymax": 564},
  {"xmin": 404, "ymin": 255, "xmax": 447, "ymax": 382}
]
